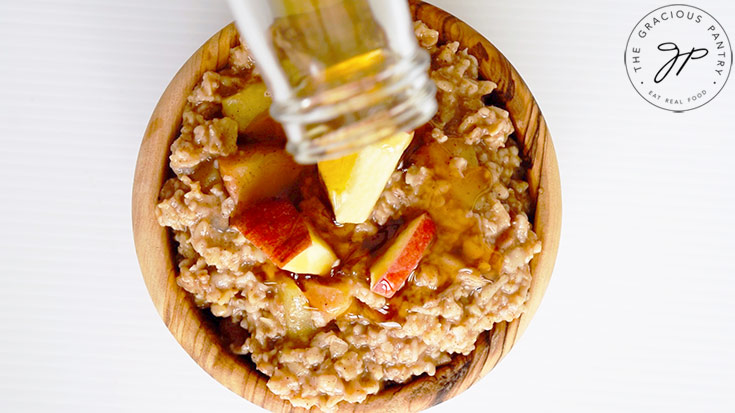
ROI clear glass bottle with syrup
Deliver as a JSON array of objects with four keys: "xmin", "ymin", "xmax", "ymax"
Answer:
[{"xmin": 228, "ymin": 0, "xmax": 437, "ymax": 163}]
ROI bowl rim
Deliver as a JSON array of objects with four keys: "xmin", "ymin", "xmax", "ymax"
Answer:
[{"xmin": 132, "ymin": 2, "xmax": 561, "ymax": 412}]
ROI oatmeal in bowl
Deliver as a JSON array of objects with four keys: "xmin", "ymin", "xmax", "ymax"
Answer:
[{"xmin": 134, "ymin": 3, "xmax": 560, "ymax": 412}]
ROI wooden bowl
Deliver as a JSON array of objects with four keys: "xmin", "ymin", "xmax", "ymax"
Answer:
[{"xmin": 132, "ymin": 2, "xmax": 561, "ymax": 412}]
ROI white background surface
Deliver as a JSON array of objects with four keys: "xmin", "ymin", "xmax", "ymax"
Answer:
[{"xmin": 1, "ymin": 0, "xmax": 734, "ymax": 411}]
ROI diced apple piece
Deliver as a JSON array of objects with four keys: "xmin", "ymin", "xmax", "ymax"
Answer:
[
  {"xmin": 218, "ymin": 144, "xmax": 303, "ymax": 210},
  {"xmin": 232, "ymin": 198, "xmax": 337, "ymax": 275},
  {"xmin": 277, "ymin": 275, "xmax": 315, "ymax": 339},
  {"xmin": 450, "ymin": 167, "xmax": 489, "ymax": 209},
  {"xmin": 232, "ymin": 198, "xmax": 309, "ymax": 266},
  {"xmin": 318, "ymin": 131, "xmax": 414, "ymax": 224},
  {"xmin": 369, "ymin": 212, "xmax": 436, "ymax": 298},
  {"xmin": 222, "ymin": 82, "xmax": 271, "ymax": 133},
  {"xmin": 282, "ymin": 225, "xmax": 338, "ymax": 276},
  {"xmin": 302, "ymin": 280, "xmax": 352, "ymax": 320}
]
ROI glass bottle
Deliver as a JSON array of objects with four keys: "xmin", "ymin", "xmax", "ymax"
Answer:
[{"xmin": 227, "ymin": 0, "xmax": 437, "ymax": 164}]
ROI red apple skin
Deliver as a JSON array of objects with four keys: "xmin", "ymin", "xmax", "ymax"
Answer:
[
  {"xmin": 371, "ymin": 278, "xmax": 398, "ymax": 299},
  {"xmin": 370, "ymin": 213, "xmax": 436, "ymax": 298},
  {"xmin": 231, "ymin": 198, "xmax": 310, "ymax": 266}
]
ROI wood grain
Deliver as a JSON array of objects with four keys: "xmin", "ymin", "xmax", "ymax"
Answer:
[{"xmin": 132, "ymin": 2, "xmax": 561, "ymax": 412}]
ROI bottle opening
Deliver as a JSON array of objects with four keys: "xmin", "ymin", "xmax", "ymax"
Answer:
[{"xmin": 230, "ymin": 0, "xmax": 437, "ymax": 164}]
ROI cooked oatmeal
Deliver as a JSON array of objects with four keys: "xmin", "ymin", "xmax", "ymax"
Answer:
[{"xmin": 156, "ymin": 21, "xmax": 541, "ymax": 411}]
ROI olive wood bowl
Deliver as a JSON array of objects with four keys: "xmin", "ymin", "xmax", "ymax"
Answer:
[{"xmin": 132, "ymin": 2, "xmax": 561, "ymax": 411}]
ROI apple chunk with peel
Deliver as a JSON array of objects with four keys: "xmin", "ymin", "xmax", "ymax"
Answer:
[
  {"xmin": 218, "ymin": 144, "xmax": 303, "ymax": 210},
  {"xmin": 231, "ymin": 198, "xmax": 337, "ymax": 275},
  {"xmin": 281, "ymin": 225, "xmax": 337, "ymax": 275},
  {"xmin": 231, "ymin": 198, "xmax": 308, "ymax": 266},
  {"xmin": 370, "ymin": 213, "xmax": 436, "ymax": 298},
  {"xmin": 318, "ymin": 131, "xmax": 414, "ymax": 224}
]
